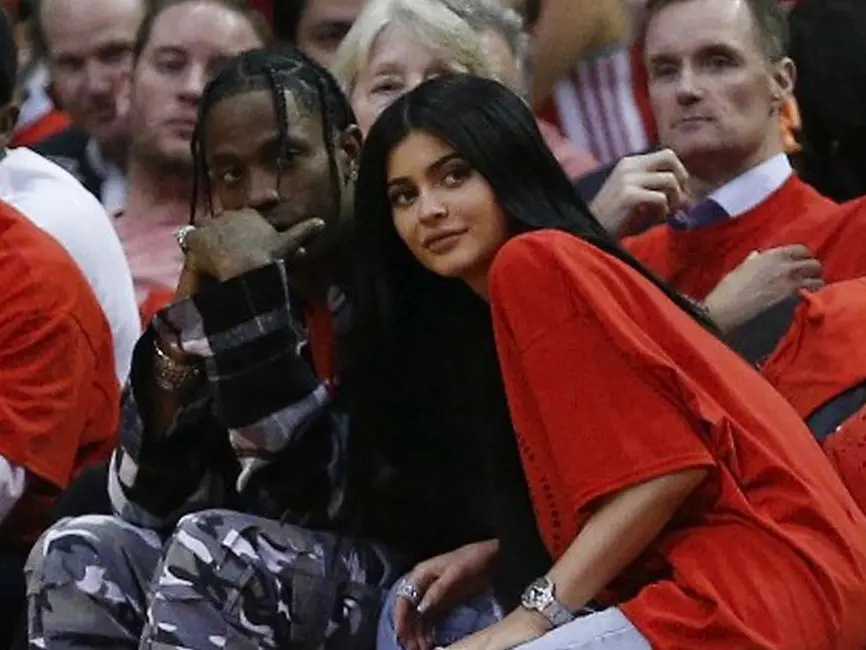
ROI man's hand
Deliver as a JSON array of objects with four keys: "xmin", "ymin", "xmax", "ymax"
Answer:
[
  {"xmin": 590, "ymin": 149, "xmax": 689, "ymax": 236},
  {"xmin": 184, "ymin": 209, "xmax": 325, "ymax": 285},
  {"xmin": 704, "ymin": 245, "xmax": 824, "ymax": 332},
  {"xmin": 395, "ymin": 540, "xmax": 500, "ymax": 650}
]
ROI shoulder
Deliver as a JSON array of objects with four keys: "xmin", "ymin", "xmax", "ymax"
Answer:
[
  {"xmin": 0, "ymin": 202, "xmax": 96, "ymax": 322},
  {"xmin": 31, "ymin": 127, "xmax": 90, "ymax": 158},
  {"xmin": 829, "ymin": 193, "xmax": 866, "ymax": 224},
  {"xmin": 492, "ymin": 230, "xmax": 591, "ymax": 275},
  {"xmin": 490, "ymin": 230, "xmax": 641, "ymax": 326},
  {"xmin": 30, "ymin": 129, "xmax": 94, "ymax": 189},
  {"xmin": 5, "ymin": 149, "xmax": 121, "ymax": 248},
  {"xmin": 492, "ymin": 229, "xmax": 617, "ymax": 289},
  {"xmin": 7, "ymin": 148, "xmax": 99, "ymax": 208}
]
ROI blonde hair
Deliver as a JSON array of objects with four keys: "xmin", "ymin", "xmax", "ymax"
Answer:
[{"xmin": 330, "ymin": 0, "xmax": 493, "ymax": 94}]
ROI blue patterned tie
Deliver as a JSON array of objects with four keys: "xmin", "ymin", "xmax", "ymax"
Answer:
[{"xmin": 668, "ymin": 198, "xmax": 729, "ymax": 231}]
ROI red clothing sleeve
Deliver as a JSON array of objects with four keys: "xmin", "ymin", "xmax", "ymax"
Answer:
[
  {"xmin": 489, "ymin": 232, "xmax": 714, "ymax": 552},
  {"xmin": 0, "ymin": 202, "xmax": 117, "ymax": 493},
  {"xmin": 0, "ymin": 270, "xmax": 100, "ymax": 487},
  {"xmin": 485, "ymin": 231, "xmax": 866, "ymax": 650}
]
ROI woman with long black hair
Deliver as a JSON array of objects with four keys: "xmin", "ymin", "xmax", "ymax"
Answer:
[{"xmin": 351, "ymin": 74, "xmax": 866, "ymax": 650}]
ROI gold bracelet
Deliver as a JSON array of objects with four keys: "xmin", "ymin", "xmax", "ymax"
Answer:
[{"xmin": 153, "ymin": 340, "xmax": 201, "ymax": 392}]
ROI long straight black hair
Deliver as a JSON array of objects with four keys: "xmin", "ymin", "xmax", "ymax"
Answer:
[{"xmin": 350, "ymin": 74, "xmax": 717, "ymax": 603}]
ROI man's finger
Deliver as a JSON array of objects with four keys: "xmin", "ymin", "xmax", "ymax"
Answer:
[
  {"xmin": 634, "ymin": 171, "xmax": 687, "ymax": 214},
  {"xmin": 629, "ymin": 189, "xmax": 671, "ymax": 222},
  {"xmin": 174, "ymin": 262, "xmax": 201, "ymax": 301},
  {"xmin": 799, "ymin": 278, "xmax": 825, "ymax": 293},
  {"xmin": 272, "ymin": 218, "xmax": 326, "ymax": 258},
  {"xmin": 789, "ymin": 258, "xmax": 823, "ymax": 281},
  {"xmin": 773, "ymin": 244, "xmax": 815, "ymax": 261},
  {"xmin": 640, "ymin": 148, "xmax": 689, "ymax": 185}
]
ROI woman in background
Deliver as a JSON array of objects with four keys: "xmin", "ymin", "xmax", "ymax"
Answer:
[{"xmin": 330, "ymin": 0, "xmax": 596, "ymax": 178}]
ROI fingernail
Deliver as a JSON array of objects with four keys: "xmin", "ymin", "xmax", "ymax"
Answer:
[{"xmin": 313, "ymin": 218, "xmax": 326, "ymax": 228}]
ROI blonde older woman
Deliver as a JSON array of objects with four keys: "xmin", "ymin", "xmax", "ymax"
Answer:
[{"xmin": 330, "ymin": 0, "xmax": 597, "ymax": 179}]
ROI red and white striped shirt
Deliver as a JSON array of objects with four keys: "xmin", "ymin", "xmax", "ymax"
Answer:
[
  {"xmin": 538, "ymin": 0, "xmax": 797, "ymax": 164},
  {"xmin": 539, "ymin": 42, "xmax": 657, "ymax": 164}
]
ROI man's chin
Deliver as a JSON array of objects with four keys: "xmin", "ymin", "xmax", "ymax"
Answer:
[
  {"xmin": 91, "ymin": 127, "xmax": 131, "ymax": 158},
  {"xmin": 666, "ymin": 137, "xmax": 725, "ymax": 163},
  {"xmin": 134, "ymin": 143, "xmax": 194, "ymax": 175}
]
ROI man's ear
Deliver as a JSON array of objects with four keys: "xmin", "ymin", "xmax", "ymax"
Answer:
[
  {"xmin": 770, "ymin": 57, "xmax": 796, "ymax": 109},
  {"xmin": 336, "ymin": 124, "xmax": 363, "ymax": 183}
]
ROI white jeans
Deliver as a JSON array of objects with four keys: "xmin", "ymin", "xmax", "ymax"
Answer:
[
  {"xmin": 514, "ymin": 608, "xmax": 651, "ymax": 650},
  {"xmin": 379, "ymin": 576, "xmax": 651, "ymax": 650}
]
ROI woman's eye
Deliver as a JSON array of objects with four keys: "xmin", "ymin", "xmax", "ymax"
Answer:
[
  {"xmin": 388, "ymin": 189, "xmax": 415, "ymax": 207},
  {"xmin": 371, "ymin": 80, "xmax": 403, "ymax": 96},
  {"xmin": 442, "ymin": 165, "xmax": 472, "ymax": 187}
]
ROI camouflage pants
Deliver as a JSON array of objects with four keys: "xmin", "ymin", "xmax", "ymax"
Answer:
[{"xmin": 25, "ymin": 510, "xmax": 404, "ymax": 649}]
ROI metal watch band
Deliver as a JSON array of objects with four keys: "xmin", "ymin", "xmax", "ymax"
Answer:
[
  {"xmin": 520, "ymin": 577, "xmax": 575, "ymax": 629},
  {"xmin": 541, "ymin": 599, "xmax": 575, "ymax": 627}
]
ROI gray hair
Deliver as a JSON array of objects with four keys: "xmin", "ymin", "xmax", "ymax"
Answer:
[
  {"xmin": 330, "ymin": 0, "xmax": 491, "ymax": 94},
  {"xmin": 438, "ymin": 0, "xmax": 531, "ymax": 94},
  {"xmin": 642, "ymin": 0, "xmax": 789, "ymax": 62}
]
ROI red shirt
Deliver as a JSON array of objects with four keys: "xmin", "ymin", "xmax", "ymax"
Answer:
[
  {"xmin": 762, "ymin": 279, "xmax": 866, "ymax": 420},
  {"xmin": 0, "ymin": 200, "xmax": 119, "ymax": 543},
  {"xmin": 760, "ymin": 280, "xmax": 866, "ymax": 517},
  {"xmin": 10, "ymin": 110, "xmax": 72, "ymax": 148},
  {"xmin": 623, "ymin": 176, "xmax": 866, "ymax": 300},
  {"xmin": 489, "ymin": 230, "xmax": 866, "ymax": 649}
]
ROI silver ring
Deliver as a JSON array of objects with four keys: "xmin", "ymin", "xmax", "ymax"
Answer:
[
  {"xmin": 175, "ymin": 225, "xmax": 197, "ymax": 252},
  {"xmin": 395, "ymin": 577, "xmax": 421, "ymax": 607}
]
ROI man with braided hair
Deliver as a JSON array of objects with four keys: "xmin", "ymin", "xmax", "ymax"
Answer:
[{"xmin": 25, "ymin": 42, "xmax": 491, "ymax": 650}]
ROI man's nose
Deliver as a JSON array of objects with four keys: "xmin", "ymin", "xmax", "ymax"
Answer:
[{"xmin": 675, "ymin": 65, "xmax": 703, "ymax": 105}]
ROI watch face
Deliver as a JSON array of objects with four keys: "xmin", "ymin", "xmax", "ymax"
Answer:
[{"xmin": 522, "ymin": 577, "xmax": 553, "ymax": 609}]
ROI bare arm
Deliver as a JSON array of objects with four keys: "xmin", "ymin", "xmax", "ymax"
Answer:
[
  {"xmin": 549, "ymin": 467, "xmax": 707, "ymax": 609},
  {"xmin": 446, "ymin": 468, "xmax": 708, "ymax": 650},
  {"xmin": 529, "ymin": 0, "xmax": 627, "ymax": 109}
]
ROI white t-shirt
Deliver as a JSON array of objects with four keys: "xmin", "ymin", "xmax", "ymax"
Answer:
[{"xmin": 0, "ymin": 147, "xmax": 140, "ymax": 382}]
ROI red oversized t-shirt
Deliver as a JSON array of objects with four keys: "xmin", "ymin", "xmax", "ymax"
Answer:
[
  {"xmin": 489, "ymin": 230, "xmax": 866, "ymax": 650},
  {"xmin": 623, "ymin": 176, "xmax": 866, "ymax": 300},
  {"xmin": 0, "ymin": 200, "xmax": 119, "ymax": 544}
]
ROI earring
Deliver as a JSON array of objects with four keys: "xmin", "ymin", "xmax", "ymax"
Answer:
[{"xmin": 348, "ymin": 165, "xmax": 359, "ymax": 182}]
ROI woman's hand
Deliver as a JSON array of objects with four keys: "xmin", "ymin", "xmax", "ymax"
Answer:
[{"xmin": 395, "ymin": 540, "xmax": 500, "ymax": 650}]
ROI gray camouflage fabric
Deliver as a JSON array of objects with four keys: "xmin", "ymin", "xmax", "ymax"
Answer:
[{"xmin": 26, "ymin": 510, "xmax": 404, "ymax": 649}]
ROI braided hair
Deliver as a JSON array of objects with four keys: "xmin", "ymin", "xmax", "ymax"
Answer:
[{"xmin": 189, "ymin": 45, "xmax": 357, "ymax": 224}]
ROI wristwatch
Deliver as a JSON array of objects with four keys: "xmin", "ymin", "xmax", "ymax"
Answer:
[{"xmin": 520, "ymin": 576, "xmax": 574, "ymax": 628}]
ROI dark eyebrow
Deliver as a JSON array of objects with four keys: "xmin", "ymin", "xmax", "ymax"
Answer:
[
  {"xmin": 387, "ymin": 152, "xmax": 463, "ymax": 190},
  {"xmin": 151, "ymin": 46, "xmax": 187, "ymax": 58},
  {"xmin": 208, "ymin": 131, "xmax": 309, "ymax": 167},
  {"xmin": 646, "ymin": 52, "xmax": 678, "ymax": 69},
  {"xmin": 648, "ymin": 43, "xmax": 743, "ymax": 68}
]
